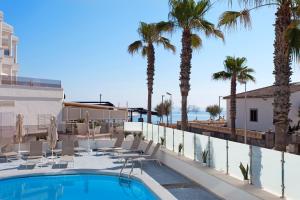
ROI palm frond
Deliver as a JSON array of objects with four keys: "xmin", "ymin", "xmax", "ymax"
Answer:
[
  {"xmin": 212, "ymin": 71, "xmax": 232, "ymax": 80},
  {"xmin": 218, "ymin": 10, "xmax": 251, "ymax": 29},
  {"xmin": 156, "ymin": 21, "xmax": 174, "ymax": 33},
  {"xmin": 141, "ymin": 46, "xmax": 148, "ymax": 57},
  {"xmin": 128, "ymin": 40, "xmax": 143, "ymax": 55},
  {"xmin": 195, "ymin": 0, "xmax": 210, "ymax": 15},
  {"xmin": 191, "ymin": 34, "xmax": 202, "ymax": 49},
  {"xmin": 238, "ymin": 67, "xmax": 256, "ymax": 83},
  {"xmin": 157, "ymin": 37, "xmax": 176, "ymax": 52},
  {"xmin": 286, "ymin": 20, "xmax": 300, "ymax": 61}
]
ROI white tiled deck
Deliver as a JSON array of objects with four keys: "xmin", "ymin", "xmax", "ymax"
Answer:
[{"xmin": 0, "ymin": 152, "xmax": 220, "ymax": 200}]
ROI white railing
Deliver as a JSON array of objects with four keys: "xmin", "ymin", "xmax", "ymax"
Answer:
[{"xmin": 124, "ymin": 122, "xmax": 300, "ymax": 200}]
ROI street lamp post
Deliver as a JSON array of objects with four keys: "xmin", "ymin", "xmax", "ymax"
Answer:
[
  {"xmin": 218, "ymin": 96, "xmax": 223, "ymax": 119},
  {"xmin": 166, "ymin": 92, "xmax": 172, "ymax": 125},
  {"xmin": 244, "ymin": 82, "xmax": 247, "ymax": 144}
]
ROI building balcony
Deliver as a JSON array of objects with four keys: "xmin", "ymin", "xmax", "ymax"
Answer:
[
  {"xmin": 2, "ymin": 55, "xmax": 17, "ymax": 65},
  {"xmin": 0, "ymin": 75, "xmax": 62, "ymax": 89}
]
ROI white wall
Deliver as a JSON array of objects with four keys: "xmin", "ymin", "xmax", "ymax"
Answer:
[
  {"xmin": 226, "ymin": 91, "xmax": 300, "ymax": 132},
  {"xmin": 0, "ymin": 85, "xmax": 63, "ymax": 131}
]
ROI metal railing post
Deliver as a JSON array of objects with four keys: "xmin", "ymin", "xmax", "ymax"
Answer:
[
  {"xmin": 152, "ymin": 124, "xmax": 154, "ymax": 141},
  {"xmin": 193, "ymin": 133, "xmax": 196, "ymax": 161},
  {"xmin": 182, "ymin": 130, "xmax": 185, "ymax": 156},
  {"xmin": 281, "ymin": 152, "xmax": 285, "ymax": 199},
  {"xmin": 142, "ymin": 122, "xmax": 144, "ymax": 137},
  {"xmin": 164, "ymin": 126, "xmax": 166, "ymax": 148},
  {"xmin": 208, "ymin": 136, "xmax": 211, "ymax": 167},
  {"xmin": 249, "ymin": 145, "xmax": 253, "ymax": 184},
  {"xmin": 157, "ymin": 125, "xmax": 160, "ymax": 144},
  {"xmin": 146, "ymin": 123, "xmax": 148, "ymax": 140},
  {"xmin": 226, "ymin": 140, "xmax": 229, "ymax": 175},
  {"xmin": 172, "ymin": 129, "xmax": 175, "ymax": 152}
]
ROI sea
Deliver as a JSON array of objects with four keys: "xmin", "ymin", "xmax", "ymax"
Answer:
[{"xmin": 132, "ymin": 110, "xmax": 226, "ymax": 124}]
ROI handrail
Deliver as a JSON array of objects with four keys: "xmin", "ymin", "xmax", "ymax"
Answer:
[{"xmin": 0, "ymin": 75, "xmax": 61, "ymax": 88}]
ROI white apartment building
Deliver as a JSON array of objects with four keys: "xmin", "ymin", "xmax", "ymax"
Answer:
[
  {"xmin": 224, "ymin": 83, "xmax": 300, "ymax": 132},
  {"xmin": 0, "ymin": 11, "xmax": 18, "ymax": 77},
  {"xmin": 0, "ymin": 11, "xmax": 64, "ymax": 139}
]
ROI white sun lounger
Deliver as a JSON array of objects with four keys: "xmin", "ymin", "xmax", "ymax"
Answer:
[{"xmin": 122, "ymin": 143, "xmax": 161, "ymax": 174}]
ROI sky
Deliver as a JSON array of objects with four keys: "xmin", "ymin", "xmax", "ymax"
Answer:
[{"xmin": 1, "ymin": 0, "xmax": 300, "ymax": 110}]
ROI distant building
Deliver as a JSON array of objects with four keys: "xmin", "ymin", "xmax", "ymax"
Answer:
[
  {"xmin": 0, "ymin": 11, "xmax": 64, "ymax": 138},
  {"xmin": 224, "ymin": 83, "xmax": 300, "ymax": 132},
  {"xmin": 0, "ymin": 11, "xmax": 19, "ymax": 77}
]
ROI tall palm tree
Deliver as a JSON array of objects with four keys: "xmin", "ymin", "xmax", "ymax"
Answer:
[
  {"xmin": 169, "ymin": 0, "xmax": 224, "ymax": 130},
  {"xmin": 212, "ymin": 56, "xmax": 255, "ymax": 139},
  {"xmin": 128, "ymin": 22, "xmax": 175, "ymax": 124},
  {"xmin": 218, "ymin": 0, "xmax": 300, "ymax": 151}
]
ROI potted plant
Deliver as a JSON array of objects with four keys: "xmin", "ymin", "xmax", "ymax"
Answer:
[
  {"xmin": 202, "ymin": 150, "xmax": 208, "ymax": 166},
  {"xmin": 239, "ymin": 162, "xmax": 249, "ymax": 184},
  {"xmin": 178, "ymin": 143, "xmax": 183, "ymax": 155},
  {"xmin": 160, "ymin": 137, "xmax": 165, "ymax": 147}
]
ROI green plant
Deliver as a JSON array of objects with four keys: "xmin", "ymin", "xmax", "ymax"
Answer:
[
  {"xmin": 202, "ymin": 150, "xmax": 208, "ymax": 163},
  {"xmin": 239, "ymin": 162, "xmax": 249, "ymax": 180},
  {"xmin": 160, "ymin": 137, "xmax": 165, "ymax": 145},
  {"xmin": 206, "ymin": 105, "xmax": 222, "ymax": 120},
  {"xmin": 178, "ymin": 143, "xmax": 183, "ymax": 153}
]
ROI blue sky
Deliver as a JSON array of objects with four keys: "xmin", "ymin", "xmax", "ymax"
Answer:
[{"xmin": 1, "ymin": 0, "xmax": 299, "ymax": 110}]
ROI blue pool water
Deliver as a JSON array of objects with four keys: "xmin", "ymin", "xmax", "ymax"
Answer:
[{"xmin": 0, "ymin": 174, "xmax": 159, "ymax": 200}]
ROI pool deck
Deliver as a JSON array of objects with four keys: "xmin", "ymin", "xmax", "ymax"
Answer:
[{"xmin": 0, "ymin": 152, "xmax": 220, "ymax": 200}]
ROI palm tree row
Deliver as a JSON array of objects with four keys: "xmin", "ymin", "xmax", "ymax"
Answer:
[
  {"xmin": 129, "ymin": 0, "xmax": 223, "ymax": 129},
  {"xmin": 128, "ymin": 0, "xmax": 300, "ymax": 150}
]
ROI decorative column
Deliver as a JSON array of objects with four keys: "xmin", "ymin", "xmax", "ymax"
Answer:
[
  {"xmin": 9, "ymin": 34, "xmax": 12, "ymax": 56},
  {"xmin": 14, "ymin": 44, "xmax": 17, "ymax": 63}
]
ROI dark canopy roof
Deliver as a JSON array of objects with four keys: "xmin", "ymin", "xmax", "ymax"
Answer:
[{"xmin": 128, "ymin": 108, "xmax": 158, "ymax": 115}]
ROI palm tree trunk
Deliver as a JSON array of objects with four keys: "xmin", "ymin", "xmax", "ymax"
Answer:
[
  {"xmin": 147, "ymin": 43, "xmax": 155, "ymax": 124},
  {"xmin": 230, "ymin": 74, "xmax": 237, "ymax": 140},
  {"xmin": 180, "ymin": 29, "xmax": 192, "ymax": 131},
  {"xmin": 273, "ymin": 0, "xmax": 292, "ymax": 151}
]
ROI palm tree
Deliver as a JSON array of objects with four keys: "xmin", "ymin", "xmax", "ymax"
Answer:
[
  {"xmin": 169, "ymin": 0, "xmax": 224, "ymax": 131},
  {"xmin": 128, "ymin": 22, "xmax": 175, "ymax": 124},
  {"xmin": 163, "ymin": 100, "xmax": 172, "ymax": 125},
  {"xmin": 212, "ymin": 56, "xmax": 255, "ymax": 139},
  {"xmin": 154, "ymin": 103, "xmax": 164, "ymax": 123},
  {"xmin": 218, "ymin": 0, "xmax": 300, "ymax": 151}
]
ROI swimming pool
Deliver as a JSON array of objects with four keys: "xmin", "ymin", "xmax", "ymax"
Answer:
[{"xmin": 0, "ymin": 174, "xmax": 159, "ymax": 200}]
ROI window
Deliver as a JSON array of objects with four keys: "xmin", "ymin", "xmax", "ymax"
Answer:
[
  {"xmin": 250, "ymin": 109, "xmax": 258, "ymax": 122},
  {"xmin": 4, "ymin": 49, "xmax": 10, "ymax": 56}
]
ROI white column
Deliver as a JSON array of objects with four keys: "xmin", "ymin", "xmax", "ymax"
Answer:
[
  {"xmin": 9, "ymin": 34, "xmax": 12, "ymax": 56},
  {"xmin": 15, "ymin": 44, "xmax": 17, "ymax": 63}
]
